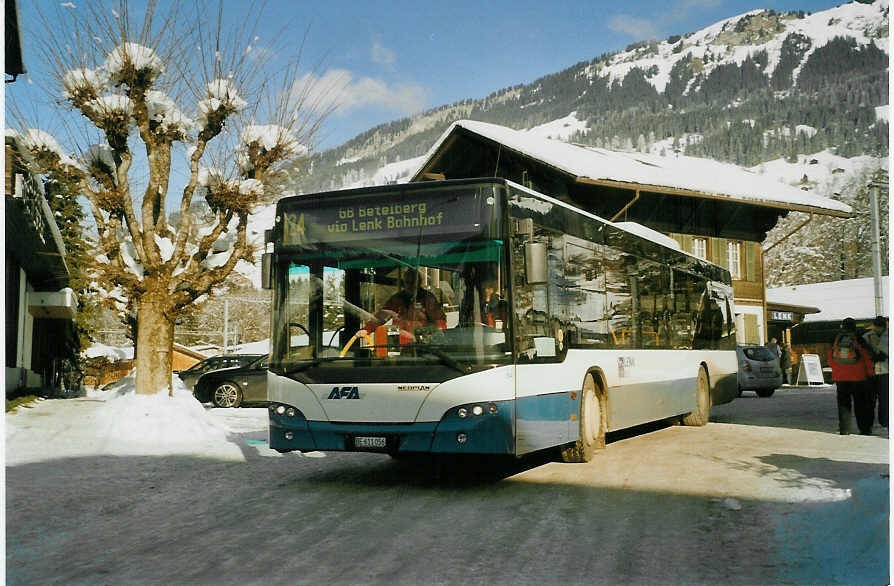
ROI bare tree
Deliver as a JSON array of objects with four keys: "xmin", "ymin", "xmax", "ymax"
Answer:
[{"xmin": 9, "ymin": 1, "xmax": 336, "ymax": 394}]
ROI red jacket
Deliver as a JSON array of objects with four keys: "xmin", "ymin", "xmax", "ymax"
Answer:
[
  {"xmin": 828, "ymin": 342, "xmax": 874, "ymax": 382},
  {"xmin": 366, "ymin": 288, "xmax": 446, "ymax": 333}
]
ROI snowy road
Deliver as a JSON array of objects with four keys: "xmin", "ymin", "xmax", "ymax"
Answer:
[{"xmin": 6, "ymin": 386, "xmax": 889, "ymax": 585}]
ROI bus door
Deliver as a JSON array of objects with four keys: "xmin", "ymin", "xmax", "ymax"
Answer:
[{"xmin": 511, "ymin": 226, "xmax": 575, "ymax": 455}]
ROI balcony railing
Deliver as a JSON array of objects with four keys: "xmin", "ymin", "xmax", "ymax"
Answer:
[{"xmin": 13, "ymin": 172, "xmax": 69, "ymax": 268}]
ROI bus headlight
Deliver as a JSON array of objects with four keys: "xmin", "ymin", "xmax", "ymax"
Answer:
[
  {"xmin": 271, "ymin": 403, "xmax": 302, "ymax": 420},
  {"xmin": 455, "ymin": 403, "xmax": 499, "ymax": 419}
]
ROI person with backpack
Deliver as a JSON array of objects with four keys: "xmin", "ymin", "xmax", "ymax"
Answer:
[
  {"xmin": 828, "ymin": 317, "xmax": 875, "ymax": 435},
  {"xmin": 863, "ymin": 316, "xmax": 889, "ymax": 428}
]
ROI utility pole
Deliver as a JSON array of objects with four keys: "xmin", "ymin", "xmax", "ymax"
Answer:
[
  {"xmin": 868, "ymin": 175, "xmax": 888, "ymax": 316},
  {"xmin": 223, "ymin": 299, "xmax": 229, "ymax": 353}
]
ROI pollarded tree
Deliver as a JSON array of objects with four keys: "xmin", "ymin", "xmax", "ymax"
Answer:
[{"xmin": 9, "ymin": 2, "xmax": 333, "ymax": 394}]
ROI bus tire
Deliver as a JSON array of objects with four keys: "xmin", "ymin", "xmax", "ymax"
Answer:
[
  {"xmin": 561, "ymin": 374, "xmax": 605, "ymax": 463},
  {"xmin": 682, "ymin": 367, "xmax": 710, "ymax": 426}
]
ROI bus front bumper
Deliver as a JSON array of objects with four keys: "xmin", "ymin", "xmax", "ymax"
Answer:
[{"xmin": 267, "ymin": 400, "xmax": 515, "ymax": 455}]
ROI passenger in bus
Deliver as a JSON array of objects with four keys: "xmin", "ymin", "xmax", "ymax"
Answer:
[
  {"xmin": 482, "ymin": 280, "xmax": 508, "ymax": 328},
  {"xmin": 360, "ymin": 268, "xmax": 446, "ymax": 341}
]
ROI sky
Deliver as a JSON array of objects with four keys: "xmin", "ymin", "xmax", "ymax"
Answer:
[{"xmin": 7, "ymin": 0, "xmax": 848, "ymax": 152}]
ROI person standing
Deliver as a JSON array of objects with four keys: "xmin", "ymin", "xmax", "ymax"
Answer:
[
  {"xmin": 828, "ymin": 318, "xmax": 875, "ymax": 435},
  {"xmin": 766, "ymin": 337, "xmax": 782, "ymax": 382},
  {"xmin": 779, "ymin": 342, "xmax": 792, "ymax": 385},
  {"xmin": 766, "ymin": 337, "xmax": 780, "ymax": 361},
  {"xmin": 863, "ymin": 316, "xmax": 889, "ymax": 428}
]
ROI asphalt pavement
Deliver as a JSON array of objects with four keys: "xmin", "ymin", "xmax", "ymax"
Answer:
[{"xmin": 6, "ymin": 384, "xmax": 889, "ymax": 585}]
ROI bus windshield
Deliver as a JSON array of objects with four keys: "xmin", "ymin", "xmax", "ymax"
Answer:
[{"xmin": 270, "ymin": 183, "xmax": 511, "ymax": 379}]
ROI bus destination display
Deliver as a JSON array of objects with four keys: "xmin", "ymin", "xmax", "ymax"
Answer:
[{"xmin": 282, "ymin": 190, "xmax": 488, "ymax": 244}]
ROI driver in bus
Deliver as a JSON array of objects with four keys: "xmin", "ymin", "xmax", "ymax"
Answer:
[
  {"xmin": 481, "ymin": 279, "xmax": 508, "ymax": 328},
  {"xmin": 360, "ymin": 268, "xmax": 446, "ymax": 343}
]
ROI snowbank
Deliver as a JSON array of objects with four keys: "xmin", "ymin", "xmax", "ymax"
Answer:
[{"xmin": 6, "ymin": 374, "xmax": 247, "ymax": 465}]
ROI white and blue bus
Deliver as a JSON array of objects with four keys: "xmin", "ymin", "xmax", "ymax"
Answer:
[{"xmin": 263, "ymin": 178, "xmax": 737, "ymax": 462}]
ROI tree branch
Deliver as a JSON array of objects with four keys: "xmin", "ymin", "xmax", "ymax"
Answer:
[
  {"xmin": 170, "ymin": 213, "xmax": 249, "ymax": 312},
  {"xmin": 112, "ymin": 148, "xmax": 146, "ymax": 264},
  {"xmin": 171, "ymin": 138, "xmax": 209, "ymax": 266}
]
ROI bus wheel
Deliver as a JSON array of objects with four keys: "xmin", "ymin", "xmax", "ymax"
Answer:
[
  {"xmin": 212, "ymin": 382, "xmax": 243, "ymax": 408},
  {"xmin": 682, "ymin": 367, "xmax": 710, "ymax": 426},
  {"xmin": 561, "ymin": 375, "xmax": 605, "ymax": 463}
]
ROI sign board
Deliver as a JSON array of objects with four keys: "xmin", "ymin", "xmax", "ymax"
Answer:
[
  {"xmin": 282, "ymin": 189, "xmax": 487, "ymax": 246},
  {"xmin": 769, "ymin": 310, "xmax": 794, "ymax": 322},
  {"xmin": 796, "ymin": 353, "xmax": 825, "ymax": 386}
]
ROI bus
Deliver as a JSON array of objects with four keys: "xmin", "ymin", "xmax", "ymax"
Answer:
[{"xmin": 263, "ymin": 178, "xmax": 738, "ymax": 462}]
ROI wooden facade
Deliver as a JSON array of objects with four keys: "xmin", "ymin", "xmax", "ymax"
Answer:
[{"xmin": 669, "ymin": 235, "xmax": 766, "ymax": 344}]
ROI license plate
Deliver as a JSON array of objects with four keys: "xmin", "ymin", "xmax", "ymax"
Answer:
[
  {"xmin": 760, "ymin": 367, "xmax": 775, "ymax": 373},
  {"xmin": 354, "ymin": 436, "xmax": 387, "ymax": 449}
]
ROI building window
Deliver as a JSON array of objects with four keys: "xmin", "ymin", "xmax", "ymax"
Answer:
[
  {"xmin": 727, "ymin": 241, "xmax": 742, "ymax": 279},
  {"xmin": 692, "ymin": 238, "xmax": 707, "ymax": 260}
]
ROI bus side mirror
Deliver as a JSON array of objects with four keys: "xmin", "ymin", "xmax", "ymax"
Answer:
[
  {"xmin": 261, "ymin": 252, "xmax": 273, "ymax": 290},
  {"xmin": 525, "ymin": 242, "xmax": 548, "ymax": 284}
]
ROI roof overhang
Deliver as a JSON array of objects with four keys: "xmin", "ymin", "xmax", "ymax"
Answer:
[
  {"xmin": 5, "ymin": 0, "xmax": 25, "ymax": 81},
  {"xmin": 28, "ymin": 289, "xmax": 77, "ymax": 320},
  {"xmin": 574, "ymin": 176, "xmax": 852, "ymax": 218},
  {"xmin": 766, "ymin": 301, "xmax": 821, "ymax": 314}
]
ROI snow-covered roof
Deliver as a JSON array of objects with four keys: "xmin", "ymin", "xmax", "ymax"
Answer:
[
  {"xmin": 418, "ymin": 120, "xmax": 852, "ymax": 218},
  {"xmin": 766, "ymin": 277, "xmax": 889, "ymax": 323}
]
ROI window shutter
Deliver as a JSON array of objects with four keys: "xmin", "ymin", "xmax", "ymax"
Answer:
[
  {"xmin": 745, "ymin": 242, "xmax": 759, "ymax": 282},
  {"xmin": 711, "ymin": 238, "xmax": 728, "ymax": 268}
]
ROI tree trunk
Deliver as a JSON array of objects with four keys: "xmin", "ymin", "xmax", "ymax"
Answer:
[{"xmin": 134, "ymin": 296, "xmax": 174, "ymax": 395}]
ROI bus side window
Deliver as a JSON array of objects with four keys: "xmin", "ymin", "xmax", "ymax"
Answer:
[{"xmin": 562, "ymin": 238, "xmax": 608, "ymax": 348}]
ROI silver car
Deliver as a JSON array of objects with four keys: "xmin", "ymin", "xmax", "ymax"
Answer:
[{"xmin": 736, "ymin": 345, "xmax": 782, "ymax": 397}]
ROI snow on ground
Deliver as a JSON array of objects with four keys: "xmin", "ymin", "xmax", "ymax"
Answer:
[
  {"xmin": 83, "ymin": 342, "xmax": 134, "ymax": 360},
  {"xmin": 5, "ymin": 374, "xmax": 269, "ymax": 466},
  {"xmin": 346, "ymin": 154, "xmax": 427, "ymax": 188},
  {"xmin": 527, "ymin": 112, "xmax": 588, "ymax": 141},
  {"xmin": 750, "ymin": 149, "xmax": 888, "ymax": 194}
]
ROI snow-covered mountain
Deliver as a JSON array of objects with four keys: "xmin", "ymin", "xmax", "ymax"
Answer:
[
  {"xmin": 289, "ymin": 0, "xmax": 887, "ymax": 194},
  {"xmin": 591, "ymin": 0, "xmax": 887, "ymax": 94}
]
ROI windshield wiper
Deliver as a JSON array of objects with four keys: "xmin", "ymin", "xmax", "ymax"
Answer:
[
  {"xmin": 411, "ymin": 346, "xmax": 471, "ymax": 374},
  {"xmin": 283, "ymin": 356, "xmax": 345, "ymax": 375},
  {"xmin": 283, "ymin": 347, "xmax": 471, "ymax": 376}
]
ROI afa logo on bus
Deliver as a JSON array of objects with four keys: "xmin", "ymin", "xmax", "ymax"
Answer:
[{"xmin": 328, "ymin": 386, "xmax": 360, "ymax": 399}]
